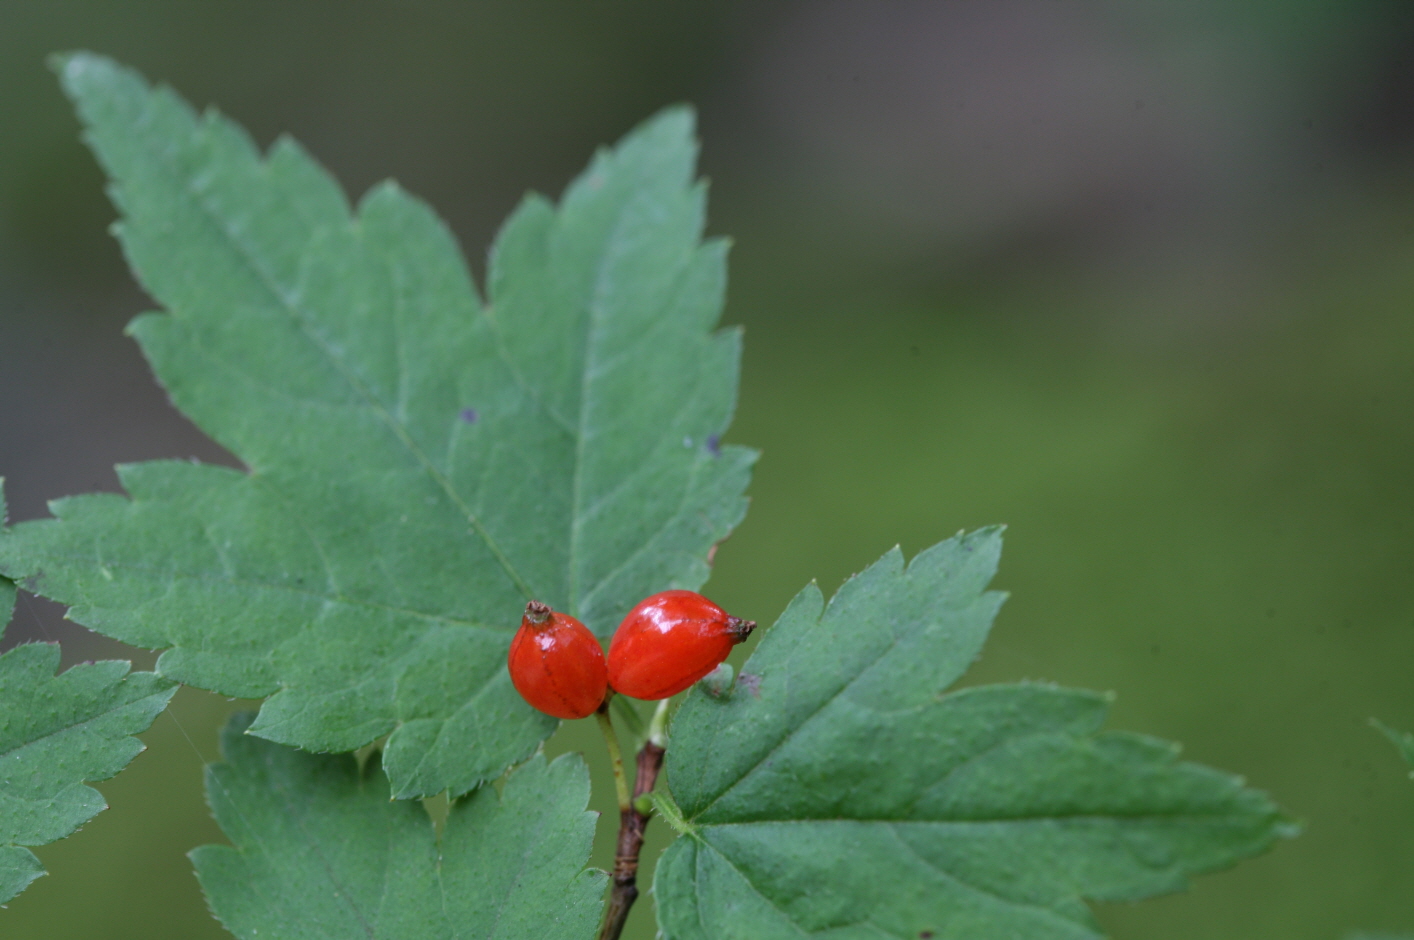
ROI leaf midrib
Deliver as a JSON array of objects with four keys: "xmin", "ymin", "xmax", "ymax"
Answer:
[
  {"xmin": 0, "ymin": 686, "xmax": 167, "ymax": 797},
  {"xmin": 693, "ymin": 828, "xmax": 1096, "ymax": 940},
  {"xmin": 20, "ymin": 546, "xmax": 504, "ymax": 634},
  {"xmin": 563, "ymin": 189, "xmax": 716, "ymax": 620},
  {"xmin": 688, "ymin": 604, "xmax": 906, "ymax": 818},
  {"xmin": 567, "ymin": 197, "xmax": 634, "ymax": 618},
  {"xmin": 688, "ymin": 592, "xmax": 997, "ymax": 819},
  {"xmin": 697, "ymin": 809, "xmax": 1264, "ymax": 827},
  {"xmin": 259, "ymin": 746, "xmax": 377, "ymax": 939},
  {"xmin": 885, "ymin": 827, "xmax": 1097, "ymax": 936}
]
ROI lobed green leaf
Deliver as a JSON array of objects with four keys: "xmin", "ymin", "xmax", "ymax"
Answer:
[
  {"xmin": 0, "ymin": 642, "xmax": 176, "ymax": 904},
  {"xmin": 656, "ymin": 530, "xmax": 1296, "ymax": 940},
  {"xmin": 192, "ymin": 714, "xmax": 605, "ymax": 939},
  {"xmin": 0, "ymin": 53, "xmax": 752, "ymax": 797}
]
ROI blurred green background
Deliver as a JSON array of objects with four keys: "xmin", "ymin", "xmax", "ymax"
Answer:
[{"xmin": 2, "ymin": 2, "xmax": 1413, "ymax": 938}]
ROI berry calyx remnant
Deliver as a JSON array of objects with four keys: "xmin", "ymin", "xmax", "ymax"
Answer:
[
  {"xmin": 507, "ymin": 600, "xmax": 608, "ymax": 719},
  {"xmin": 607, "ymin": 590, "xmax": 755, "ymax": 700}
]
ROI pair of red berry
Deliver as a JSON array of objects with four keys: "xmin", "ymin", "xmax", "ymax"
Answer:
[{"xmin": 507, "ymin": 591, "xmax": 755, "ymax": 719}]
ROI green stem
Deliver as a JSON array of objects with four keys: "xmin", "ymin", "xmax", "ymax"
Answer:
[
  {"xmin": 649, "ymin": 791, "xmax": 694, "ymax": 838},
  {"xmin": 647, "ymin": 697, "xmax": 671, "ymax": 748},
  {"xmin": 595, "ymin": 701, "xmax": 632, "ymax": 813}
]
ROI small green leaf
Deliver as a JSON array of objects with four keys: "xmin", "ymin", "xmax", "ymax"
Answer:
[
  {"xmin": 1373, "ymin": 719, "xmax": 1414, "ymax": 774},
  {"xmin": 0, "ymin": 642, "xmax": 176, "ymax": 904},
  {"xmin": 1, "ymin": 53, "xmax": 752, "ymax": 797},
  {"xmin": 656, "ymin": 530, "xmax": 1295, "ymax": 940},
  {"xmin": 191, "ymin": 714, "xmax": 605, "ymax": 939}
]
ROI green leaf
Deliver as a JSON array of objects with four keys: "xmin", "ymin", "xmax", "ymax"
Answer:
[
  {"xmin": 0, "ymin": 642, "xmax": 176, "ymax": 904},
  {"xmin": 655, "ymin": 530, "xmax": 1295, "ymax": 940},
  {"xmin": 0, "ymin": 53, "xmax": 752, "ymax": 797},
  {"xmin": 1373, "ymin": 720, "xmax": 1414, "ymax": 774},
  {"xmin": 191, "ymin": 713, "xmax": 605, "ymax": 939}
]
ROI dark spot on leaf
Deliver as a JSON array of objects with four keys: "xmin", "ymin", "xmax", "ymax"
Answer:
[
  {"xmin": 706, "ymin": 433, "xmax": 721, "ymax": 456},
  {"xmin": 459, "ymin": 408, "xmax": 479, "ymax": 424},
  {"xmin": 737, "ymin": 672, "xmax": 762, "ymax": 697},
  {"xmin": 920, "ymin": 933, "xmax": 934, "ymax": 939}
]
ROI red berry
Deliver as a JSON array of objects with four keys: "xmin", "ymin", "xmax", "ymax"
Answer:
[
  {"xmin": 507, "ymin": 600, "xmax": 608, "ymax": 720},
  {"xmin": 607, "ymin": 590, "xmax": 755, "ymax": 700}
]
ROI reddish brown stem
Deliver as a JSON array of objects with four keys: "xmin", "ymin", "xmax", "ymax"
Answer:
[{"xmin": 597, "ymin": 739, "xmax": 666, "ymax": 940}]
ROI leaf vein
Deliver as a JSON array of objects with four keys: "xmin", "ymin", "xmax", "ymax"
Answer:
[
  {"xmin": 151, "ymin": 130, "xmax": 536, "ymax": 600},
  {"xmin": 0, "ymin": 691, "xmax": 170, "ymax": 779},
  {"xmin": 884, "ymin": 821, "xmax": 1095, "ymax": 933},
  {"xmin": 577, "ymin": 454, "xmax": 707, "ymax": 614},
  {"xmin": 697, "ymin": 840, "xmax": 812, "ymax": 938},
  {"xmin": 692, "ymin": 620, "xmax": 902, "ymax": 818},
  {"xmin": 261, "ymin": 741, "xmax": 376, "ymax": 939},
  {"xmin": 22, "ymin": 548, "xmax": 503, "ymax": 634},
  {"xmin": 567, "ymin": 205, "xmax": 629, "ymax": 615}
]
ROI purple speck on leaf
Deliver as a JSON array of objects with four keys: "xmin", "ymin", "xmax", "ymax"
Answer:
[
  {"xmin": 737, "ymin": 672, "xmax": 762, "ymax": 697},
  {"xmin": 706, "ymin": 433, "xmax": 721, "ymax": 456},
  {"xmin": 459, "ymin": 408, "xmax": 479, "ymax": 424}
]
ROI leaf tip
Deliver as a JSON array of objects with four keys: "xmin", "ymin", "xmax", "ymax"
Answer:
[
  {"xmin": 50, "ymin": 50, "xmax": 123, "ymax": 98},
  {"xmin": 602, "ymin": 103, "xmax": 702, "ymax": 183},
  {"xmin": 643, "ymin": 102, "xmax": 698, "ymax": 136},
  {"xmin": 46, "ymin": 49, "xmax": 84, "ymax": 77}
]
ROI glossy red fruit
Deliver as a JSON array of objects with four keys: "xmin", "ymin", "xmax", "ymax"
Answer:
[
  {"xmin": 507, "ymin": 600, "xmax": 608, "ymax": 720},
  {"xmin": 607, "ymin": 590, "xmax": 755, "ymax": 700}
]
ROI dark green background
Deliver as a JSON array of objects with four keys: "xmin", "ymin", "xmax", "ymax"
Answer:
[{"xmin": 2, "ymin": 3, "xmax": 1412, "ymax": 938}]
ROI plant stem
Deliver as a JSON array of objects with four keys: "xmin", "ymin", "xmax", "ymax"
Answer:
[
  {"xmin": 597, "ymin": 737, "xmax": 666, "ymax": 940},
  {"xmin": 647, "ymin": 697, "xmax": 671, "ymax": 748},
  {"xmin": 594, "ymin": 701, "xmax": 632, "ymax": 813}
]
